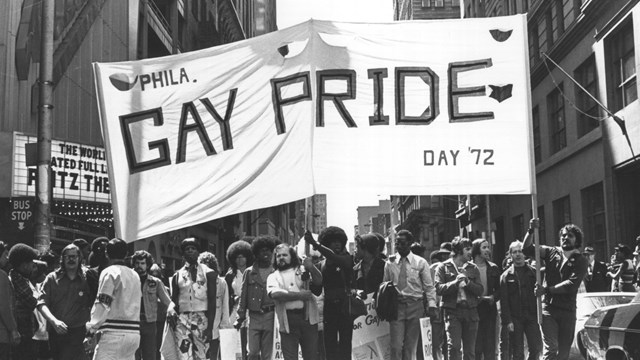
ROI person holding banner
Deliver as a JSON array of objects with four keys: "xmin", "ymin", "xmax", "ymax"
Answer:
[
  {"xmin": 499, "ymin": 241, "xmax": 541, "ymax": 360},
  {"xmin": 523, "ymin": 219, "xmax": 588, "ymax": 360},
  {"xmin": 235, "ymin": 235, "xmax": 279, "ymax": 360},
  {"xmin": 434, "ymin": 237, "xmax": 483, "ymax": 360},
  {"xmin": 267, "ymin": 243, "xmax": 323, "ymax": 360},
  {"xmin": 304, "ymin": 227, "xmax": 354, "ymax": 360},
  {"xmin": 383, "ymin": 230, "xmax": 438, "ymax": 360}
]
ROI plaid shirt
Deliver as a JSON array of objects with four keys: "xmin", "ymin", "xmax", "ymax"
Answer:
[{"xmin": 9, "ymin": 269, "xmax": 37, "ymax": 337}]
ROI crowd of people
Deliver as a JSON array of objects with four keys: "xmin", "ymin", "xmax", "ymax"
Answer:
[{"xmin": 0, "ymin": 220, "xmax": 639, "ymax": 360}]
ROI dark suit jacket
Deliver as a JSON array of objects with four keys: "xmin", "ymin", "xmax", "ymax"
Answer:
[
  {"xmin": 584, "ymin": 260, "xmax": 610, "ymax": 292},
  {"xmin": 170, "ymin": 265, "xmax": 218, "ymax": 334}
]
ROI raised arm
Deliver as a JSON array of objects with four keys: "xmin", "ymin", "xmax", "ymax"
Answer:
[{"xmin": 304, "ymin": 231, "xmax": 352, "ymax": 269}]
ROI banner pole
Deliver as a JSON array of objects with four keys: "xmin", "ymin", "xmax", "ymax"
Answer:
[
  {"xmin": 519, "ymin": 14, "xmax": 542, "ymax": 323},
  {"xmin": 531, "ymin": 195, "xmax": 542, "ymax": 323},
  {"xmin": 304, "ymin": 197, "xmax": 310, "ymax": 254}
]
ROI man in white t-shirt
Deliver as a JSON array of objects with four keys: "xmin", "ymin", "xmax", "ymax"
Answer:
[
  {"xmin": 266, "ymin": 243, "xmax": 322, "ymax": 360},
  {"xmin": 86, "ymin": 238, "xmax": 142, "ymax": 360}
]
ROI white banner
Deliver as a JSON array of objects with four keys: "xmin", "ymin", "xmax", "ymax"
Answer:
[{"xmin": 93, "ymin": 16, "xmax": 533, "ymax": 241}]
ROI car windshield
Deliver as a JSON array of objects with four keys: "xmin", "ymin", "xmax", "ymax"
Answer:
[{"xmin": 577, "ymin": 294, "xmax": 636, "ymax": 318}]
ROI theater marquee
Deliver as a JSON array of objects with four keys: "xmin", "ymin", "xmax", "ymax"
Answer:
[{"xmin": 12, "ymin": 133, "xmax": 111, "ymax": 203}]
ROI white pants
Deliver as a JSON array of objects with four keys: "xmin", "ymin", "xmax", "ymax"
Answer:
[{"xmin": 93, "ymin": 331, "xmax": 140, "ymax": 360}]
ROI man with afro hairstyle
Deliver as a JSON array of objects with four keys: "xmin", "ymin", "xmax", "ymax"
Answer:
[
  {"xmin": 305, "ymin": 226, "xmax": 354, "ymax": 360},
  {"xmin": 235, "ymin": 235, "xmax": 280, "ymax": 360},
  {"xmin": 8, "ymin": 243, "xmax": 39, "ymax": 360}
]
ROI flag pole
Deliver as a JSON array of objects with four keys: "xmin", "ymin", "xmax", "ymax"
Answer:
[{"xmin": 541, "ymin": 53, "xmax": 636, "ymax": 161}]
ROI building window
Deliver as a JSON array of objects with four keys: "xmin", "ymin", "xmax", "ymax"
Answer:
[
  {"xmin": 550, "ymin": 0, "xmax": 564, "ymax": 42},
  {"xmin": 422, "ymin": 0, "xmax": 431, "ymax": 7},
  {"xmin": 562, "ymin": 0, "xmax": 580, "ymax": 31},
  {"xmin": 574, "ymin": 56, "xmax": 600, "ymax": 137},
  {"xmin": 581, "ymin": 182, "xmax": 606, "ymax": 255},
  {"xmin": 532, "ymin": 106, "xmax": 541, "ymax": 163},
  {"xmin": 538, "ymin": 16, "xmax": 549, "ymax": 56},
  {"xmin": 553, "ymin": 195, "xmax": 571, "ymax": 238},
  {"xmin": 530, "ymin": 23, "xmax": 540, "ymax": 65},
  {"xmin": 606, "ymin": 20, "xmax": 637, "ymax": 112},
  {"xmin": 435, "ymin": 0, "xmax": 444, "ymax": 7},
  {"xmin": 512, "ymin": 214, "xmax": 524, "ymax": 240},
  {"xmin": 548, "ymin": 84, "xmax": 566, "ymax": 153}
]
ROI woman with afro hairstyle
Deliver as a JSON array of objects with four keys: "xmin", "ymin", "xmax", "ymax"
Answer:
[
  {"xmin": 305, "ymin": 226, "xmax": 354, "ymax": 360},
  {"xmin": 225, "ymin": 239, "xmax": 254, "ymax": 360}
]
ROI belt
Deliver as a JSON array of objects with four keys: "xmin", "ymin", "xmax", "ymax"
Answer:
[
  {"xmin": 286, "ymin": 308, "xmax": 304, "ymax": 314},
  {"xmin": 251, "ymin": 305, "xmax": 276, "ymax": 314}
]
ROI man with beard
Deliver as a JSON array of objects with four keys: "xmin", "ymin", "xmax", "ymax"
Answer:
[
  {"xmin": 524, "ymin": 219, "xmax": 588, "ymax": 360},
  {"xmin": 235, "ymin": 235, "xmax": 279, "ymax": 360},
  {"xmin": 435, "ymin": 237, "xmax": 483, "ymax": 360},
  {"xmin": 132, "ymin": 250, "xmax": 176, "ymax": 360},
  {"xmin": 166, "ymin": 237, "xmax": 218, "ymax": 360},
  {"xmin": 267, "ymin": 243, "xmax": 323, "ymax": 360},
  {"xmin": 385, "ymin": 230, "xmax": 438, "ymax": 360},
  {"xmin": 86, "ymin": 238, "xmax": 142, "ymax": 359},
  {"xmin": 500, "ymin": 241, "xmax": 541, "ymax": 360},
  {"xmin": 37, "ymin": 244, "xmax": 91, "ymax": 360}
]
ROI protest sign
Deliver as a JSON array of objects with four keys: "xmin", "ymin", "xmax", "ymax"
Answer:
[
  {"xmin": 220, "ymin": 328, "xmax": 243, "ymax": 360},
  {"xmin": 93, "ymin": 16, "xmax": 532, "ymax": 241},
  {"xmin": 420, "ymin": 317, "xmax": 434, "ymax": 360},
  {"xmin": 351, "ymin": 294, "xmax": 390, "ymax": 360}
]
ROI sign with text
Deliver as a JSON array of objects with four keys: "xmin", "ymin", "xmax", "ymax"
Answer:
[
  {"xmin": 0, "ymin": 197, "xmax": 35, "ymax": 245},
  {"xmin": 93, "ymin": 16, "xmax": 533, "ymax": 241},
  {"xmin": 12, "ymin": 133, "xmax": 111, "ymax": 203}
]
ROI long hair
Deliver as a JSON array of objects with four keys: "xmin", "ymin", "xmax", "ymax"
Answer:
[
  {"xmin": 226, "ymin": 240, "xmax": 253, "ymax": 271},
  {"xmin": 199, "ymin": 251, "xmax": 220, "ymax": 273},
  {"xmin": 559, "ymin": 224, "xmax": 583, "ymax": 249},
  {"xmin": 57, "ymin": 244, "xmax": 82, "ymax": 275},
  {"xmin": 272, "ymin": 243, "xmax": 300, "ymax": 269},
  {"xmin": 471, "ymin": 238, "xmax": 489, "ymax": 258},
  {"xmin": 132, "ymin": 250, "xmax": 155, "ymax": 268}
]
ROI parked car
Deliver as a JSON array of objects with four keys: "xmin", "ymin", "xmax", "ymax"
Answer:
[
  {"xmin": 580, "ymin": 291, "xmax": 640, "ymax": 360},
  {"xmin": 573, "ymin": 292, "xmax": 637, "ymax": 358}
]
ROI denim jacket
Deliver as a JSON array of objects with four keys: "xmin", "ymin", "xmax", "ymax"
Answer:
[
  {"xmin": 434, "ymin": 259, "xmax": 483, "ymax": 310},
  {"xmin": 141, "ymin": 274, "xmax": 173, "ymax": 323},
  {"xmin": 237, "ymin": 266, "xmax": 275, "ymax": 320}
]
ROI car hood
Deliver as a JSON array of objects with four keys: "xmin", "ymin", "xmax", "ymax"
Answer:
[{"xmin": 584, "ymin": 302, "xmax": 640, "ymax": 332}]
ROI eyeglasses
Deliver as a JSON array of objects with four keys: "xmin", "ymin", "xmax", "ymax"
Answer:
[{"xmin": 64, "ymin": 255, "xmax": 79, "ymax": 260}]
